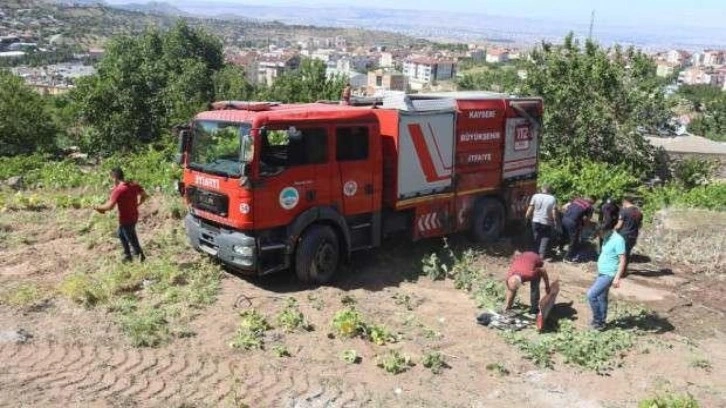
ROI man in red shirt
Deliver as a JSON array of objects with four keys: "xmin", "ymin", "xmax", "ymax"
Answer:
[
  {"xmin": 95, "ymin": 168, "xmax": 148, "ymax": 262},
  {"xmin": 503, "ymin": 251, "xmax": 551, "ymax": 315}
]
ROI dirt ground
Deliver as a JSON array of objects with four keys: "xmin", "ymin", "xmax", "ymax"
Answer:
[{"xmin": 1, "ymin": 201, "xmax": 725, "ymax": 408}]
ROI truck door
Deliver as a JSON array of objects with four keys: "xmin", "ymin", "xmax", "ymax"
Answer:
[
  {"xmin": 503, "ymin": 101, "xmax": 541, "ymax": 180},
  {"xmin": 335, "ymin": 125, "xmax": 375, "ymax": 215},
  {"xmin": 253, "ymin": 125, "xmax": 329, "ymax": 231}
]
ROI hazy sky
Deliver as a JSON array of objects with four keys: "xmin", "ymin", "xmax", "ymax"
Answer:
[{"xmin": 108, "ymin": 0, "xmax": 726, "ymax": 29}]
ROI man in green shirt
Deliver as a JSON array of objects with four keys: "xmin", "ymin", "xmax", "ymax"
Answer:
[{"xmin": 587, "ymin": 226, "xmax": 627, "ymax": 331}]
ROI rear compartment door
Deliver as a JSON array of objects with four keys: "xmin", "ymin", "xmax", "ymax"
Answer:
[{"xmin": 503, "ymin": 100, "xmax": 541, "ymax": 180}]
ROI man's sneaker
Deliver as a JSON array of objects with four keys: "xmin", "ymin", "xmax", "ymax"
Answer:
[
  {"xmin": 122, "ymin": 255, "xmax": 133, "ymax": 263},
  {"xmin": 590, "ymin": 323, "xmax": 606, "ymax": 332},
  {"xmin": 138, "ymin": 253, "xmax": 146, "ymax": 263}
]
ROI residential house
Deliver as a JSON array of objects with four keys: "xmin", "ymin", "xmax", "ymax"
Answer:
[
  {"xmin": 666, "ymin": 49, "xmax": 691, "ymax": 66},
  {"xmin": 703, "ymin": 50, "xmax": 725, "ymax": 67},
  {"xmin": 366, "ymin": 68, "xmax": 406, "ymax": 96},
  {"xmin": 402, "ymin": 58, "xmax": 456, "ymax": 87},
  {"xmin": 656, "ymin": 61, "xmax": 678, "ymax": 78},
  {"xmin": 678, "ymin": 67, "xmax": 713, "ymax": 86},
  {"xmin": 379, "ymin": 52, "xmax": 393, "ymax": 68},
  {"xmin": 485, "ymin": 48, "xmax": 510, "ymax": 64},
  {"xmin": 256, "ymin": 54, "xmax": 300, "ymax": 85}
]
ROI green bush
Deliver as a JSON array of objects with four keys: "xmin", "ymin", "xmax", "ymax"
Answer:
[
  {"xmin": 538, "ymin": 159, "xmax": 640, "ymax": 202},
  {"xmin": 671, "ymin": 158, "xmax": 717, "ymax": 188},
  {"xmin": 638, "ymin": 393, "xmax": 699, "ymax": 408},
  {"xmin": 641, "ymin": 183, "xmax": 726, "ymax": 217}
]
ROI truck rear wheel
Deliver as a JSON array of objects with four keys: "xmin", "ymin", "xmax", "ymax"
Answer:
[
  {"xmin": 471, "ymin": 198, "xmax": 505, "ymax": 243},
  {"xmin": 295, "ymin": 225, "xmax": 340, "ymax": 284}
]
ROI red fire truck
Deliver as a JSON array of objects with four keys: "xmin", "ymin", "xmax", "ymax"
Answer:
[{"xmin": 176, "ymin": 92, "xmax": 542, "ymax": 283}]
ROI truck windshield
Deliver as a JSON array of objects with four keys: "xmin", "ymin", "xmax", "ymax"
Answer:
[{"xmin": 189, "ymin": 121, "xmax": 253, "ymax": 177}]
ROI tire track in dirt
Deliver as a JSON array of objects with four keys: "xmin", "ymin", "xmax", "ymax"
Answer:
[{"xmin": 0, "ymin": 342, "xmax": 371, "ymax": 407}]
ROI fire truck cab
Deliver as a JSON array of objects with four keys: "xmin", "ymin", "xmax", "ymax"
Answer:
[{"xmin": 177, "ymin": 92, "xmax": 542, "ymax": 283}]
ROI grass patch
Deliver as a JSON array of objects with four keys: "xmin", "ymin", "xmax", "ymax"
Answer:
[
  {"xmin": 230, "ymin": 309, "xmax": 271, "ymax": 351},
  {"xmin": 331, "ymin": 306, "xmax": 400, "ymax": 345},
  {"xmin": 689, "ymin": 357, "xmax": 712, "ymax": 371},
  {"xmin": 502, "ymin": 319, "xmax": 636, "ymax": 374},
  {"xmin": 118, "ymin": 305, "xmax": 170, "ymax": 347},
  {"xmin": 341, "ymin": 349, "xmax": 361, "ymax": 364},
  {"xmin": 376, "ymin": 350, "xmax": 414, "ymax": 375},
  {"xmin": 0, "ymin": 283, "xmax": 50, "ymax": 307},
  {"xmin": 271, "ymin": 344, "xmax": 291, "ymax": 358},
  {"xmin": 638, "ymin": 393, "xmax": 700, "ymax": 408},
  {"xmin": 422, "ymin": 351, "xmax": 448, "ymax": 374},
  {"xmin": 276, "ymin": 298, "xmax": 312, "ymax": 332},
  {"xmin": 485, "ymin": 362, "xmax": 510, "ymax": 376}
]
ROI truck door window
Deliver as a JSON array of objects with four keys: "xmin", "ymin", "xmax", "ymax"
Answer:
[
  {"xmin": 336, "ymin": 127, "xmax": 369, "ymax": 161},
  {"xmin": 260, "ymin": 127, "xmax": 327, "ymax": 176}
]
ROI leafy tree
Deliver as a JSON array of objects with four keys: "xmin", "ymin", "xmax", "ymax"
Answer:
[
  {"xmin": 689, "ymin": 95, "xmax": 726, "ymax": 142},
  {"xmin": 0, "ymin": 70, "xmax": 58, "ymax": 156},
  {"xmin": 677, "ymin": 84, "xmax": 723, "ymax": 112},
  {"xmin": 258, "ymin": 58, "xmax": 347, "ymax": 103},
  {"xmin": 522, "ymin": 34, "xmax": 671, "ymax": 175},
  {"xmin": 457, "ymin": 66, "xmax": 522, "ymax": 93},
  {"xmin": 71, "ymin": 21, "xmax": 225, "ymax": 155},
  {"xmin": 213, "ymin": 65, "xmax": 256, "ymax": 101}
]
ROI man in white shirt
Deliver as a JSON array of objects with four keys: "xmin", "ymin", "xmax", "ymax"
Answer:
[{"xmin": 526, "ymin": 185, "xmax": 558, "ymax": 259}]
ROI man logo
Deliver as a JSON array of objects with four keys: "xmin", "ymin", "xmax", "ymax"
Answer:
[{"xmin": 343, "ymin": 180, "xmax": 358, "ymax": 197}]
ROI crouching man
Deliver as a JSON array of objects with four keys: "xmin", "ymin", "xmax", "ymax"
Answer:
[{"xmin": 503, "ymin": 251, "xmax": 551, "ymax": 316}]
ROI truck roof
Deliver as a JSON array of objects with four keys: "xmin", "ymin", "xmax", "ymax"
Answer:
[
  {"xmin": 196, "ymin": 102, "xmax": 379, "ymax": 124},
  {"xmin": 413, "ymin": 91, "xmax": 542, "ymax": 101}
]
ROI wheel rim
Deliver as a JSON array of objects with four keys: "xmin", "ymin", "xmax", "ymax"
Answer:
[
  {"xmin": 482, "ymin": 212, "xmax": 497, "ymax": 233},
  {"xmin": 314, "ymin": 241, "xmax": 337, "ymax": 277}
]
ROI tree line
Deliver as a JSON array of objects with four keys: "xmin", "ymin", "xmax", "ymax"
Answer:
[{"xmin": 0, "ymin": 21, "xmax": 346, "ymax": 157}]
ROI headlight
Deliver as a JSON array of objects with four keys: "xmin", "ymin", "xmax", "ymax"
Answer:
[{"xmin": 233, "ymin": 245, "xmax": 254, "ymax": 257}]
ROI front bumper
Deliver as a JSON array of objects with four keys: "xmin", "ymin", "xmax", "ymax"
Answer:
[{"xmin": 184, "ymin": 213, "xmax": 257, "ymax": 271}]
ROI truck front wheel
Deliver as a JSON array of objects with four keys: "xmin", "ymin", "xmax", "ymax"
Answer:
[
  {"xmin": 471, "ymin": 198, "xmax": 505, "ymax": 243},
  {"xmin": 295, "ymin": 225, "xmax": 340, "ymax": 284}
]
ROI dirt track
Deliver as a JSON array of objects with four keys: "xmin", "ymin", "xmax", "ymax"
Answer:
[{"xmin": 1, "ymin": 205, "xmax": 726, "ymax": 407}]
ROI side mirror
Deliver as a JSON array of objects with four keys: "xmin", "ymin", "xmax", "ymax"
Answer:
[{"xmin": 177, "ymin": 129, "xmax": 190, "ymax": 165}]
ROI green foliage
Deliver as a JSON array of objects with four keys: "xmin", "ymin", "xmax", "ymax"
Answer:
[
  {"xmin": 524, "ymin": 34, "xmax": 670, "ymax": 175},
  {"xmin": 376, "ymin": 350, "xmax": 414, "ymax": 375},
  {"xmin": 422, "ymin": 351, "xmax": 448, "ymax": 374},
  {"xmin": 118, "ymin": 305, "xmax": 170, "ymax": 347},
  {"xmin": 638, "ymin": 393, "xmax": 700, "ymax": 408},
  {"xmin": 502, "ymin": 319, "xmax": 636, "ymax": 374},
  {"xmin": 538, "ymin": 159, "xmax": 640, "ymax": 202},
  {"xmin": 213, "ymin": 65, "xmax": 256, "ymax": 101},
  {"xmin": 365, "ymin": 324, "xmax": 399, "ymax": 346},
  {"xmin": 331, "ymin": 306, "xmax": 366, "ymax": 338},
  {"xmin": 0, "ymin": 147, "xmax": 180, "ymax": 193},
  {"xmin": 689, "ymin": 357, "xmax": 712, "ymax": 371},
  {"xmin": 0, "ymin": 70, "xmax": 59, "ymax": 156},
  {"xmin": 276, "ymin": 298, "xmax": 311, "ymax": 333},
  {"xmin": 341, "ymin": 349, "xmax": 361, "ymax": 364},
  {"xmin": 677, "ymin": 84, "xmax": 723, "ymax": 111},
  {"xmin": 230, "ymin": 309, "xmax": 271, "ymax": 350},
  {"xmin": 271, "ymin": 344, "xmax": 291, "ymax": 358},
  {"xmin": 688, "ymin": 94, "xmax": 726, "ymax": 142},
  {"xmin": 421, "ymin": 252, "xmax": 448, "ymax": 280},
  {"xmin": 485, "ymin": 362, "xmax": 510, "ymax": 376},
  {"xmin": 71, "ymin": 21, "xmax": 224, "ymax": 155},
  {"xmin": 671, "ymin": 158, "xmax": 717, "ymax": 188},
  {"xmin": 641, "ymin": 183, "xmax": 726, "ymax": 216},
  {"xmin": 258, "ymin": 58, "xmax": 347, "ymax": 103},
  {"xmin": 0, "ymin": 283, "xmax": 48, "ymax": 307},
  {"xmin": 457, "ymin": 65, "xmax": 522, "ymax": 93}
]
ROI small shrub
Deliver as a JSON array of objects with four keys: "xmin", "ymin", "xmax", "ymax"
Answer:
[
  {"xmin": 276, "ymin": 298, "xmax": 311, "ymax": 332},
  {"xmin": 485, "ymin": 362, "xmax": 510, "ymax": 376},
  {"xmin": 118, "ymin": 306, "xmax": 170, "ymax": 347},
  {"xmin": 377, "ymin": 350, "xmax": 414, "ymax": 375},
  {"xmin": 690, "ymin": 357, "xmax": 712, "ymax": 371},
  {"xmin": 341, "ymin": 349, "xmax": 361, "ymax": 364},
  {"xmin": 0, "ymin": 283, "xmax": 47, "ymax": 307},
  {"xmin": 230, "ymin": 309, "xmax": 271, "ymax": 350},
  {"xmin": 638, "ymin": 393, "xmax": 699, "ymax": 408},
  {"xmin": 332, "ymin": 307, "xmax": 365, "ymax": 338},
  {"xmin": 365, "ymin": 324, "xmax": 399, "ymax": 346},
  {"xmin": 271, "ymin": 345, "xmax": 291, "ymax": 358},
  {"xmin": 421, "ymin": 252, "xmax": 448, "ymax": 280},
  {"xmin": 422, "ymin": 351, "xmax": 448, "ymax": 374},
  {"xmin": 59, "ymin": 273, "xmax": 106, "ymax": 307}
]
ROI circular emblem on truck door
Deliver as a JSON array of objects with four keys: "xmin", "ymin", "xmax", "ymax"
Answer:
[
  {"xmin": 343, "ymin": 180, "xmax": 358, "ymax": 197},
  {"xmin": 239, "ymin": 203, "xmax": 250, "ymax": 214},
  {"xmin": 279, "ymin": 187, "xmax": 300, "ymax": 210}
]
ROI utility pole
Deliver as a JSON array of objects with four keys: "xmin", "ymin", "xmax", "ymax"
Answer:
[{"xmin": 588, "ymin": 9, "xmax": 596, "ymax": 40}]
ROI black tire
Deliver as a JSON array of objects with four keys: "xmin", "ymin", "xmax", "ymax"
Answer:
[
  {"xmin": 471, "ymin": 198, "xmax": 506, "ymax": 243},
  {"xmin": 295, "ymin": 225, "xmax": 340, "ymax": 284}
]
